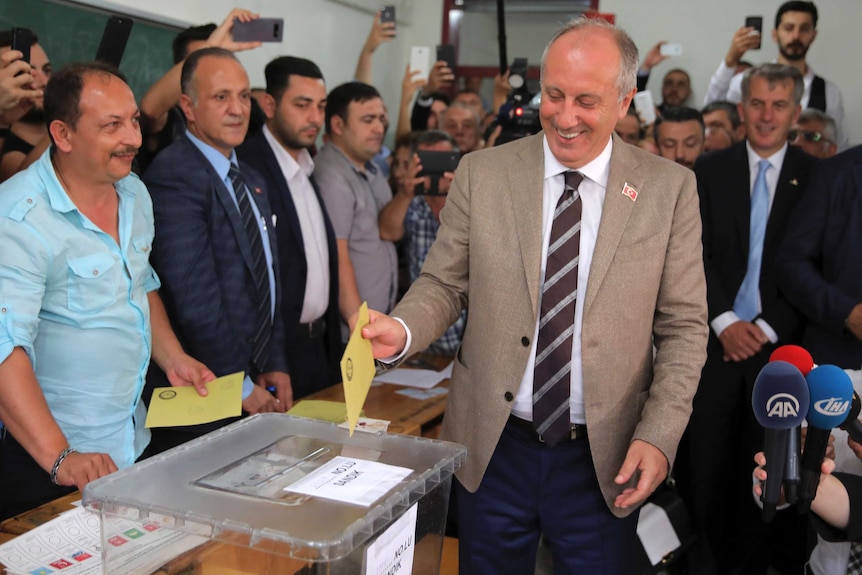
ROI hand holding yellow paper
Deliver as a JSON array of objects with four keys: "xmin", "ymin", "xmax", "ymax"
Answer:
[
  {"xmin": 145, "ymin": 371, "xmax": 243, "ymax": 428},
  {"xmin": 341, "ymin": 302, "xmax": 376, "ymax": 435}
]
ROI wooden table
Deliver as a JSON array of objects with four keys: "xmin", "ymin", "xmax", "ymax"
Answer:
[{"xmin": 302, "ymin": 352, "xmax": 452, "ymax": 438}]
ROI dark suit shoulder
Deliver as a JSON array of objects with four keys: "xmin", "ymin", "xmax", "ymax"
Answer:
[{"xmin": 144, "ymin": 136, "xmax": 207, "ymax": 184}]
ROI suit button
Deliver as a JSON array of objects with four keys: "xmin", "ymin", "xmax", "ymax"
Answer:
[
  {"xmin": 504, "ymin": 391, "xmax": 514, "ymax": 402},
  {"xmin": 521, "ymin": 336, "xmax": 529, "ymax": 347}
]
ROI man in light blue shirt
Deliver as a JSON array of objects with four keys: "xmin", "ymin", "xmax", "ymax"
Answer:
[{"xmin": 0, "ymin": 62, "xmax": 214, "ymax": 520}]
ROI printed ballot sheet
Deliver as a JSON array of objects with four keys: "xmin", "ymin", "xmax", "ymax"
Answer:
[
  {"xmin": 284, "ymin": 456, "xmax": 413, "ymax": 506},
  {"xmin": 374, "ymin": 361, "xmax": 454, "ymax": 389},
  {"xmin": 0, "ymin": 506, "xmax": 206, "ymax": 575}
]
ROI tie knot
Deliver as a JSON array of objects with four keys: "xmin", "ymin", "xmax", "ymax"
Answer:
[
  {"xmin": 564, "ymin": 171, "xmax": 584, "ymax": 192},
  {"xmin": 229, "ymin": 163, "xmax": 242, "ymax": 181},
  {"xmin": 757, "ymin": 159, "xmax": 771, "ymax": 175}
]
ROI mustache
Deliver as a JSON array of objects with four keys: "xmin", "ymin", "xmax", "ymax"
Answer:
[{"xmin": 112, "ymin": 147, "xmax": 139, "ymax": 156}]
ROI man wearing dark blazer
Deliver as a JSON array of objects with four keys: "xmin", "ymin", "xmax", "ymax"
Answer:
[
  {"xmin": 776, "ymin": 144, "xmax": 862, "ymax": 368},
  {"xmin": 143, "ymin": 47, "xmax": 290, "ymax": 455},
  {"xmin": 679, "ymin": 64, "xmax": 814, "ymax": 575},
  {"xmin": 238, "ymin": 56, "xmax": 341, "ymax": 398},
  {"xmin": 361, "ymin": 19, "xmax": 708, "ymax": 574}
]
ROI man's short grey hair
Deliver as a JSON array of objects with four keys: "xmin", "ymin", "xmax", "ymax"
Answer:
[
  {"xmin": 798, "ymin": 108, "xmax": 837, "ymax": 143},
  {"xmin": 740, "ymin": 63, "xmax": 804, "ymax": 107},
  {"xmin": 443, "ymin": 101, "xmax": 481, "ymax": 133},
  {"xmin": 540, "ymin": 16, "xmax": 638, "ymax": 102},
  {"xmin": 180, "ymin": 46, "xmax": 240, "ymax": 102}
]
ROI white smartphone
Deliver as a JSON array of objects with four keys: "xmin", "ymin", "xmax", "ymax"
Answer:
[
  {"xmin": 660, "ymin": 42, "xmax": 683, "ymax": 57},
  {"xmin": 633, "ymin": 91, "xmax": 657, "ymax": 126},
  {"xmin": 410, "ymin": 46, "xmax": 431, "ymax": 82}
]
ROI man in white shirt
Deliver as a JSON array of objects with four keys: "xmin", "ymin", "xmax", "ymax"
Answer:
[
  {"xmin": 703, "ymin": 1, "xmax": 847, "ymax": 149},
  {"xmin": 238, "ymin": 57, "xmax": 342, "ymax": 398}
]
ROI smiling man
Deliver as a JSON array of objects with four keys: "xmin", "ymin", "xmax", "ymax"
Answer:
[
  {"xmin": 681, "ymin": 63, "xmax": 815, "ymax": 574},
  {"xmin": 142, "ymin": 47, "xmax": 290, "ymax": 456},
  {"xmin": 0, "ymin": 62, "xmax": 214, "ymax": 518},
  {"xmin": 704, "ymin": 1, "xmax": 846, "ymax": 149},
  {"xmin": 357, "ymin": 17, "xmax": 707, "ymax": 574},
  {"xmin": 314, "ymin": 82, "xmax": 397, "ymax": 340}
]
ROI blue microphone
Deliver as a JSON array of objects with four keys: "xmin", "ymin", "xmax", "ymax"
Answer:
[
  {"xmin": 798, "ymin": 365, "xmax": 853, "ymax": 512},
  {"xmin": 752, "ymin": 361, "xmax": 809, "ymax": 521}
]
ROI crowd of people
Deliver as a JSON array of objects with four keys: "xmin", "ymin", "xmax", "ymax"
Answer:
[{"xmin": 0, "ymin": 1, "xmax": 861, "ymax": 574}]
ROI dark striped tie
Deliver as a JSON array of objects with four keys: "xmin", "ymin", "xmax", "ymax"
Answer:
[
  {"xmin": 229, "ymin": 164, "xmax": 272, "ymax": 375},
  {"xmin": 533, "ymin": 170, "xmax": 583, "ymax": 445}
]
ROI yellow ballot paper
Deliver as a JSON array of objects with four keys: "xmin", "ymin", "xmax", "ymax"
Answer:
[
  {"xmin": 341, "ymin": 302, "xmax": 375, "ymax": 435},
  {"xmin": 145, "ymin": 371, "xmax": 243, "ymax": 428},
  {"xmin": 288, "ymin": 400, "xmax": 351, "ymax": 424}
]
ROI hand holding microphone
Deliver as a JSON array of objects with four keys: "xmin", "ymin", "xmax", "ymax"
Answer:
[
  {"xmin": 797, "ymin": 364, "xmax": 853, "ymax": 513},
  {"xmin": 751, "ymin": 361, "xmax": 810, "ymax": 521}
]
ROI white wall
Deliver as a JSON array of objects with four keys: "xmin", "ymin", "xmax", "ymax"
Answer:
[
  {"xmin": 86, "ymin": 0, "xmax": 445, "ymax": 146},
  {"xmin": 79, "ymin": 0, "xmax": 860, "ymax": 145}
]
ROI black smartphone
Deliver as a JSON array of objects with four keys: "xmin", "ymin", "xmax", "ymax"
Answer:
[
  {"xmin": 232, "ymin": 18, "xmax": 284, "ymax": 42},
  {"xmin": 11, "ymin": 27, "xmax": 32, "ymax": 65},
  {"xmin": 380, "ymin": 5, "xmax": 396, "ymax": 25},
  {"xmin": 417, "ymin": 150, "xmax": 461, "ymax": 195},
  {"xmin": 745, "ymin": 16, "xmax": 763, "ymax": 50},
  {"xmin": 95, "ymin": 16, "xmax": 134, "ymax": 68},
  {"xmin": 436, "ymin": 44, "xmax": 456, "ymax": 70}
]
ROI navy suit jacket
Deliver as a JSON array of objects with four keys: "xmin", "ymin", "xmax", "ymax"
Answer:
[
  {"xmin": 695, "ymin": 142, "xmax": 814, "ymax": 344},
  {"xmin": 143, "ymin": 136, "xmax": 287, "ymax": 427},
  {"xmin": 237, "ymin": 131, "xmax": 341, "ymax": 386},
  {"xmin": 775, "ymin": 145, "xmax": 862, "ymax": 367}
]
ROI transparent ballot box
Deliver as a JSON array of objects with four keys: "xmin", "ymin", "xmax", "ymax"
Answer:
[{"xmin": 82, "ymin": 414, "xmax": 466, "ymax": 574}]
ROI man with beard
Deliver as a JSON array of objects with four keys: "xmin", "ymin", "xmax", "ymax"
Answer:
[
  {"xmin": 0, "ymin": 30, "xmax": 51, "ymax": 182},
  {"xmin": 653, "ymin": 106, "xmax": 704, "ymax": 169},
  {"xmin": 314, "ymin": 82, "xmax": 397, "ymax": 340},
  {"xmin": 658, "ymin": 69, "xmax": 692, "ymax": 113},
  {"xmin": 703, "ymin": 1, "xmax": 847, "ymax": 149},
  {"xmin": 237, "ymin": 57, "xmax": 341, "ymax": 398}
]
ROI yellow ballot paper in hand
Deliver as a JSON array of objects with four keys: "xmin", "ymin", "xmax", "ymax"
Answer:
[
  {"xmin": 145, "ymin": 371, "xmax": 243, "ymax": 428},
  {"xmin": 341, "ymin": 302, "xmax": 376, "ymax": 435}
]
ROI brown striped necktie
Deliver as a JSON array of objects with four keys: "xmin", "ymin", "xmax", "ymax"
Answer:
[{"xmin": 533, "ymin": 170, "xmax": 583, "ymax": 445}]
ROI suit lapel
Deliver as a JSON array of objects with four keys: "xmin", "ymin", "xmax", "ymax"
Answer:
[
  {"xmin": 257, "ymin": 135, "xmax": 306, "ymax": 251},
  {"xmin": 764, "ymin": 146, "xmax": 803, "ymax": 253},
  {"xmin": 583, "ymin": 136, "xmax": 640, "ymax": 315},
  {"xmin": 506, "ymin": 134, "xmax": 546, "ymax": 314},
  {"xmin": 729, "ymin": 144, "xmax": 752, "ymax": 257}
]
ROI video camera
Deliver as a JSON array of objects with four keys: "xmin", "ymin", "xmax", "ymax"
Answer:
[{"xmin": 494, "ymin": 57, "xmax": 542, "ymax": 146}]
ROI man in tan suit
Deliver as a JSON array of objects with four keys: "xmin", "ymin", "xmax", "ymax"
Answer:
[{"xmin": 362, "ymin": 17, "xmax": 708, "ymax": 574}]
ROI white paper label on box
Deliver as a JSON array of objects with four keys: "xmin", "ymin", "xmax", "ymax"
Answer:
[
  {"xmin": 636, "ymin": 501, "xmax": 682, "ymax": 565},
  {"xmin": 365, "ymin": 503, "xmax": 418, "ymax": 575},
  {"xmin": 284, "ymin": 456, "xmax": 413, "ymax": 506}
]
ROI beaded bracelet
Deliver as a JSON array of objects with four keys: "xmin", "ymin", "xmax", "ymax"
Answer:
[{"xmin": 50, "ymin": 447, "xmax": 77, "ymax": 485}]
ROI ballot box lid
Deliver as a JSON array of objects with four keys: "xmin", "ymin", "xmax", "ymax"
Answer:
[{"xmin": 83, "ymin": 414, "xmax": 465, "ymax": 561}]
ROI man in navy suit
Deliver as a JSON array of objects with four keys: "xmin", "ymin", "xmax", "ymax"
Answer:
[
  {"xmin": 678, "ymin": 64, "xmax": 814, "ymax": 574},
  {"xmin": 776, "ymin": 144, "xmax": 862, "ymax": 368},
  {"xmin": 238, "ymin": 57, "xmax": 341, "ymax": 398},
  {"xmin": 143, "ymin": 47, "xmax": 291, "ymax": 455}
]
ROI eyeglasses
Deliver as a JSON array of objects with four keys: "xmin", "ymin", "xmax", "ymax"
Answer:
[{"xmin": 788, "ymin": 129, "xmax": 832, "ymax": 145}]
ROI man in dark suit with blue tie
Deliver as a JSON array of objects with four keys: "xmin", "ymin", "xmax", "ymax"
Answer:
[
  {"xmin": 237, "ymin": 57, "xmax": 341, "ymax": 398},
  {"xmin": 776, "ymin": 144, "xmax": 862, "ymax": 369},
  {"xmin": 678, "ymin": 64, "xmax": 814, "ymax": 574},
  {"xmin": 142, "ymin": 47, "xmax": 291, "ymax": 455}
]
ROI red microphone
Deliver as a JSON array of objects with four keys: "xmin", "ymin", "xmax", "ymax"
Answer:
[{"xmin": 769, "ymin": 345, "xmax": 814, "ymax": 375}]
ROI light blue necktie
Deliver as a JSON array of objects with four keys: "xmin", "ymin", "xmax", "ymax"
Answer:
[{"xmin": 734, "ymin": 159, "xmax": 771, "ymax": 321}]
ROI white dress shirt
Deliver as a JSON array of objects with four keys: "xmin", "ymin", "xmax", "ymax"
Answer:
[
  {"xmin": 710, "ymin": 141, "xmax": 788, "ymax": 344},
  {"xmin": 508, "ymin": 136, "xmax": 613, "ymax": 424},
  {"xmin": 263, "ymin": 125, "xmax": 330, "ymax": 323}
]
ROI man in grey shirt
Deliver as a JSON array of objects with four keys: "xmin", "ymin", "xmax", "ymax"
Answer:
[{"xmin": 314, "ymin": 82, "xmax": 397, "ymax": 339}]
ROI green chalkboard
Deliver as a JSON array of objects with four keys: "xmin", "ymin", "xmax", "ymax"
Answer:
[{"xmin": 0, "ymin": 0, "xmax": 180, "ymax": 100}]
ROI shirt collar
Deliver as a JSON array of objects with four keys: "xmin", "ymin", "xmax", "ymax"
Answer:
[
  {"xmin": 542, "ymin": 134, "xmax": 613, "ymax": 188},
  {"xmin": 186, "ymin": 129, "xmax": 238, "ymax": 180},
  {"xmin": 39, "ymin": 148, "xmax": 135, "ymax": 214},
  {"xmin": 263, "ymin": 125, "xmax": 314, "ymax": 179},
  {"xmin": 745, "ymin": 140, "xmax": 788, "ymax": 173},
  {"xmin": 324, "ymin": 141, "xmax": 378, "ymax": 177}
]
